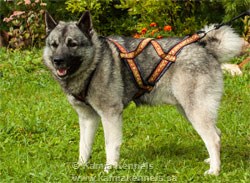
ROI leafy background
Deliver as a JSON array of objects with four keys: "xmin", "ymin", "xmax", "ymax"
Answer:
[{"xmin": 0, "ymin": 0, "xmax": 250, "ymax": 49}]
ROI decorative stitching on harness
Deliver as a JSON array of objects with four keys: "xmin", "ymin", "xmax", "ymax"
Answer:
[
  {"xmin": 109, "ymin": 39, "xmax": 153, "ymax": 91},
  {"xmin": 151, "ymin": 40, "xmax": 176, "ymax": 62},
  {"xmin": 168, "ymin": 34, "xmax": 200, "ymax": 56},
  {"xmin": 120, "ymin": 38, "xmax": 153, "ymax": 59},
  {"xmin": 148, "ymin": 34, "xmax": 201, "ymax": 84}
]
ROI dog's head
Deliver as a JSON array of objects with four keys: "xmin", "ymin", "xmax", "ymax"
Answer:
[{"xmin": 43, "ymin": 11, "xmax": 95, "ymax": 80}]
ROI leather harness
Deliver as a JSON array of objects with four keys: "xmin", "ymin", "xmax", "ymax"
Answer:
[
  {"xmin": 108, "ymin": 33, "xmax": 204, "ymax": 98},
  {"xmin": 70, "ymin": 9, "xmax": 250, "ymax": 102}
]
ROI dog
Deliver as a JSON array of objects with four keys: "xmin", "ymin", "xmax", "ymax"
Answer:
[{"xmin": 43, "ymin": 11, "xmax": 243, "ymax": 175}]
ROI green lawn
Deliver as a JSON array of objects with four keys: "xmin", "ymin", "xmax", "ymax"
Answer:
[{"xmin": 0, "ymin": 48, "xmax": 249, "ymax": 182}]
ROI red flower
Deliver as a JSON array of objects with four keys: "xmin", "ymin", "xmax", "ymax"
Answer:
[
  {"xmin": 133, "ymin": 33, "xmax": 141, "ymax": 38},
  {"xmin": 141, "ymin": 28, "xmax": 147, "ymax": 35},
  {"xmin": 150, "ymin": 22, "xmax": 157, "ymax": 27},
  {"xmin": 164, "ymin": 25, "xmax": 172, "ymax": 31},
  {"xmin": 151, "ymin": 29, "xmax": 159, "ymax": 36},
  {"xmin": 157, "ymin": 35, "xmax": 163, "ymax": 39}
]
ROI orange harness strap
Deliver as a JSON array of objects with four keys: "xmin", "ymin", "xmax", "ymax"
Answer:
[
  {"xmin": 148, "ymin": 34, "xmax": 201, "ymax": 84},
  {"xmin": 108, "ymin": 33, "xmax": 202, "ymax": 98},
  {"xmin": 109, "ymin": 39, "xmax": 154, "ymax": 92}
]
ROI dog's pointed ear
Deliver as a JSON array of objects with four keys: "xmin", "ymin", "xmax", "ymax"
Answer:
[
  {"xmin": 45, "ymin": 11, "xmax": 57, "ymax": 35},
  {"xmin": 77, "ymin": 11, "xmax": 93, "ymax": 38}
]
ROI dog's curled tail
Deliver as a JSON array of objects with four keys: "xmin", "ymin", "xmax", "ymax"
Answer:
[{"xmin": 199, "ymin": 25, "xmax": 244, "ymax": 63}]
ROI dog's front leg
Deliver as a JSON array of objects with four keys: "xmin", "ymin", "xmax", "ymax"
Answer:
[
  {"xmin": 78, "ymin": 111, "xmax": 99, "ymax": 165},
  {"xmin": 71, "ymin": 102, "xmax": 100, "ymax": 165},
  {"xmin": 101, "ymin": 112, "xmax": 122, "ymax": 172}
]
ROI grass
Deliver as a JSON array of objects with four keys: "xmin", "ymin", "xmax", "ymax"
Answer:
[{"xmin": 0, "ymin": 48, "xmax": 249, "ymax": 182}]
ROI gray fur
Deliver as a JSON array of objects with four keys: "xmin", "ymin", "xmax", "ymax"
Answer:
[{"xmin": 43, "ymin": 11, "xmax": 243, "ymax": 175}]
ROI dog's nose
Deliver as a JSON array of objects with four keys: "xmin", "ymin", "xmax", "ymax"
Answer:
[{"xmin": 53, "ymin": 57, "xmax": 64, "ymax": 65}]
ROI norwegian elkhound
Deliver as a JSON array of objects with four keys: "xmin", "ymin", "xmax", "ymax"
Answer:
[{"xmin": 43, "ymin": 11, "xmax": 243, "ymax": 175}]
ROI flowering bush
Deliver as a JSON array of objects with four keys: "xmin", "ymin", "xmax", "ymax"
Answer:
[
  {"xmin": 133, "ymin": 22, "xmax": 175, "ymax": 39},
  {"xmin": 115, "ymin": 0, "xmax": 224, "ymax": 37},
  {"xmin": 3, "ymin": 0, "xmax": 47, "ymax": 49}
]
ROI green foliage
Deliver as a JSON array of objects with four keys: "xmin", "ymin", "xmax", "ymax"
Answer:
[
  {"xmin": 45, "ymin": 0, "xmax": 71, "ymax": 21},
  {"xmin": 64, "ymin": 0, "xmax": 137, "ymax": 36},
  {"xmin": 133, "ymin": 23, "xmax": 175, "ymax": 39},
  {"xmin": 2, "ymin": 0, "xmax": 47, "ymax": 49},
  {"xmin": 1, "ymin": 0, "xmax": 70, "ymax": 49},
  {"xmin": 1, "ymin": 0, "xmax": 248, "ymax": 49},
  {"xmin": 0, "ymin": 0, "xmax": 13, "ymax": 31},
  {"xmin": 64, "ymin": 0, "xmax": 225, "ymax": 37},
  {"xmin": 115, "ymin": 0, "xmax": 222, "ymax": 36},
  {"xmin": 222, "ymin": 0, "xmax": 250, "ymax": 35},
  {"xmin": 64, "ymin": 0, "xmax": 130, "ymax": 35},
  {"xmin": 242, "ymin": 16, "xmax": 250, "ymax": 42},
  {"xmin": 222, "ymin": 0, "xmax": 250, "ymax": 21},
  {"xmin": 65, "ymin": 0, "xmax": 112, "ymax": 15}
]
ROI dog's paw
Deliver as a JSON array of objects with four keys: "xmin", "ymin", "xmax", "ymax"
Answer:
[
  {"xmin": 104, "ymin": 162, "xmax": 118, "ymax": 173},
  {"xmin": 78, "ymin": 159, "xmax": 87, "ymax": 166},
  {"xmin": 204, "ymin": 169, "xmax": 220, "ymax": 176},
  {"xmin": 76, "ymin": 158, "xmax": 88, "ymax": 169},
  {"xmin": 71, "ymin": 161, "xmax": 83, "ymax": 170},
  {"xmin": 104, "ymin": 164, "xmax": 112, "ymax": 173}
]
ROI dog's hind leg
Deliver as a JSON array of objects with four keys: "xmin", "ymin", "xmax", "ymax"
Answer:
[
  {"xmin": 174, "ymin": 81, "xmax": 222, "ymax": 175},
  {"xmin": 186, "ymin": 111, "xmax": 221, "ymax": 176}
]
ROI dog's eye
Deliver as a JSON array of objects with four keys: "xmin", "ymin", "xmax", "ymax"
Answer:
[
  {"xmin": 51, "ymin": 42, "xmax": 58, "ymax": 48},
  {"xmin": 67, "ymin": 41, "xmax": 78, "ymax": 48}
]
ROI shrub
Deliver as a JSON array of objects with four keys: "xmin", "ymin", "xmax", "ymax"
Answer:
[
  {"xmin": 0, "ymin": 0, "xmax": 13, "ymax": 31},
  {"xmin": 242, "ymin": 16, "xmax": 250, "ymax": 42},
  {"xmin": 222, "ymin": 0, "xmax": 250, "ymax": 41},
  {"xmin": 133, "ymin": 22, "xmax": 175, "ymax": 39},
  {"xmin": 115, "ymin": 0, "xmax": 222, "ymax": 36},
  {"xmin": 3, "ymin": 0, "xmax": 47, "ymax": 49},
  {"xmin": 65, "ymin": 0, "xmax": 225, "ymax": 37},
  {"xmin": 65, "ymin": 0, "xmax": 137, "ymax": 36}
]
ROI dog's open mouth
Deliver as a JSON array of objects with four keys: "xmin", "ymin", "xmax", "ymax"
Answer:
[{"xmin": 56, "ymin": 68, "xmax": 69, "ymax": 77}]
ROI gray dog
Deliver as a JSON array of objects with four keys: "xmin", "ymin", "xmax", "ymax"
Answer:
[{"xmin": 43, "ymin": 11, "xmax": 243, "ymax": 175}]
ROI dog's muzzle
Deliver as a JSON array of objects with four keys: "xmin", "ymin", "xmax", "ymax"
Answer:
[{"xmin": 53, "ymin": 56, "xmax": 70, "ymax": 77}]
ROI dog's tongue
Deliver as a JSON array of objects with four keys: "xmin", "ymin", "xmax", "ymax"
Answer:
[{"xmin": 57, "ymin": 69, "xmax": 67, "ymax": 77}]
